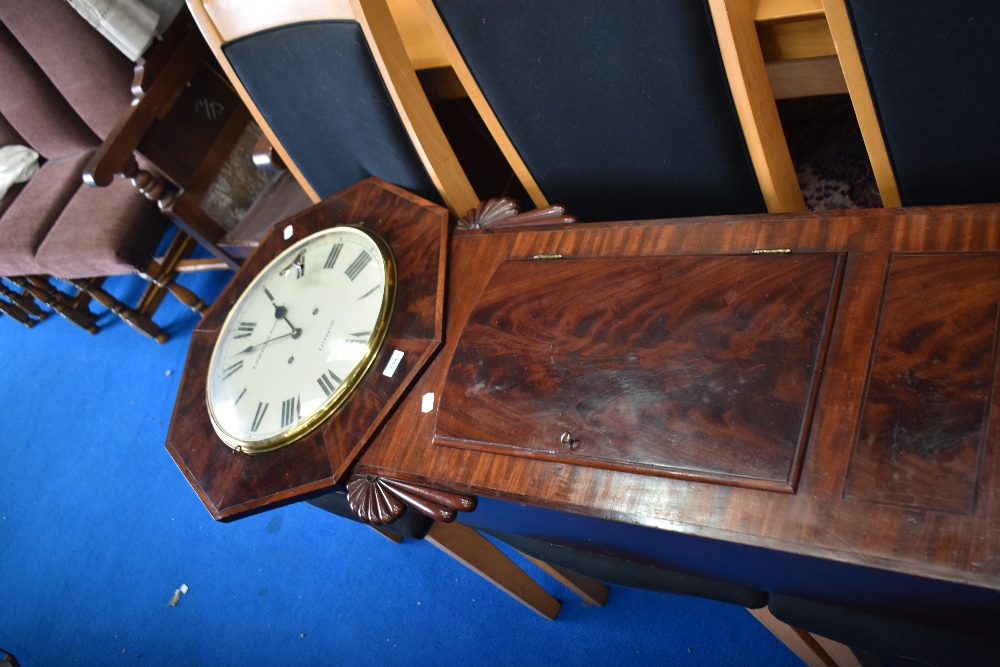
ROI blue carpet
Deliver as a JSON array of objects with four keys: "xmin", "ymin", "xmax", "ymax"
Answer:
[{"xmin": 0, "ymin": 267, "xmax": 802, "ymax": 666}]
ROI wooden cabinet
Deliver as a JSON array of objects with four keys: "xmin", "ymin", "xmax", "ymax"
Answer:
[
  {"xmin": 355, "ymin": 199, "xmax": 1000, "ymax": 623},
  {"xmin": 436, "ymin": 252, "xmax": 844, "ymax": 491}
]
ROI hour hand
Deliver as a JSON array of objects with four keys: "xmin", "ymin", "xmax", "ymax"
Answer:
[
  {"xmin": 263, "ymin": 287, "xmax": 301, "ymax": 336},
  {"xmin": 275, "ymin": 308, "xmax": 301, "ymax": 338}
]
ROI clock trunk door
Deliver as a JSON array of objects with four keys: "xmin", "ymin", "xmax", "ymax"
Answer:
[{"xmin": 434, "ymin": 253, "xmax": 844, "ymax": 492}]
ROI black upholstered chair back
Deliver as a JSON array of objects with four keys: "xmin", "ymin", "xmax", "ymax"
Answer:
[
  {"xmin": 223, "ymin": 21, "xmax": 439, "ymax": 203},
  {"xmin": 768, "ymin": 593, "xmax": 1000, "ymax": 667},
  {"xmin": 844, "ymin": 0, "xmax": 1000, "ymax": 206},
  {"xmin": 432, "ymin": 0, "xmax": 767, "ymax": 222},
  {"xmin": 188, "ymin": 0, "xmax": 479, "ymax": 217},
  {"xmin": 478, "ymin": 527, "xmax": 768, "ymax": 609}
]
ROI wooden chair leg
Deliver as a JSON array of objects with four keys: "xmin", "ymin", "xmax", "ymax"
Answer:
[
  {"xmin": 70, "ymin": 278, "xmax": 168, "ymax": 343},
  {"xmin": 161, "ymin": 194, "xmax": 241, "ymax": 271},
  {"xmin": 121, "ymin": 157, "xmax": 240, "ymax": 272},
  {"xmin": 0, "ymin": 281, "xmax": 47, "ymax": 320},
  {"xmin": 424, "ymin": 521, "xmax": 561, "ymax": 620},
  {"xmin": 14, "ymin": 277, "xmax": 98, "ymax": 333},
  {"xmin": 137, "ymin": 232, "xmax": 207, "ymax": 316},
  {"xmin": 747, "ymin": 606, "xmax": 839, "ymax": 667},
  {"xmin": 0, "ymin": 295, "xmax": 35, "ymax": 327},
  {"xmin": 812, "ymin": 634, "xmax": 883, "ymax": 667},
  {"xmin": 517, "ymin": 551, "xmax": 609, "ymax": 606},
  {"xmin": 172, "ymin": 258, "xmax": 231, "ymax": 272}
]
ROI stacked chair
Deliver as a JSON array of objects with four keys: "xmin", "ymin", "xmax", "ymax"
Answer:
[
  {"xmin": 0, "ymin": 0, "xmax": 213, "ymax": 341},
  {"xmin": 738, "ymin": 3, "xmax": 1000, "ymax": 663},
  {"xmin": 186, "ymin": 0, "xmax": 479, "ymax": 219}
]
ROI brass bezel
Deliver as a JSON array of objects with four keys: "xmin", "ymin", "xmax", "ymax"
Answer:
[{"xmin": 205, "ymin": 224, "xmax": 397, "ymax": 454}]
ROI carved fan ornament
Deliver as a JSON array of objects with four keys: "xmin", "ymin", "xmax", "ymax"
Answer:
[
  {"xmin": 457, "ymin": 197, "xmax": 577, "ymax": 230},
  {"xmin": 347, "ymin": 473, "xmax": 476, "ymax": 525}
]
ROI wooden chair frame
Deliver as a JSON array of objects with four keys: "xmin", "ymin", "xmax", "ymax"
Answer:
[
  {"xmin": 85, "ymin": 10, "xmax": 286, "ymax": 272},
  {"xmin": 414, "ymin": 0, "xmax": 806, "ymax": 214},
  {"xmin": 820, "ymin": 0, "xmax": 901, "ymax": 208},
  {"xmin": 187, "ymin": 0, "xmax": 479, "ymax": 218},
  {"xmin": 754, "ymin": 0, "xmax": 847, "ymax": 101}
]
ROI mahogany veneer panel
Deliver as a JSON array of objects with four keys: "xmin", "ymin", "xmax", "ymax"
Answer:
[
  {"xmin": 436, "ymin": 254, "xmax": 842, "ymax": 490},
  {"xmin": 845, "ymin": 253, "xmax": 1000, "ymax": 514}
]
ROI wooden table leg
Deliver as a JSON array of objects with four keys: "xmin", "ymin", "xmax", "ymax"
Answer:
[
  {"xmin": 748, "ymin": 606, "xmax": 840, "ymax": 667},
  {"xmin": 425, "ymin": 521, "xmax": 561, "ymax": 620},
  {"xmin": 517, "ymin": 551, "xmax": 609, "ymax": 607}
]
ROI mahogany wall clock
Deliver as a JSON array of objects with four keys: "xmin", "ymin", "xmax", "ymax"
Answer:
[
  {"xmin": 205, "ymin": 225, "xmax": 396, "ymax": 454},
  {"xmin": 165, "ymin": 178, "xmax": 448, "ymax": 519}
]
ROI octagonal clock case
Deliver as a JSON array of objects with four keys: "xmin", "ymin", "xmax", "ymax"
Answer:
[{"xmin": 166, "ymin": 179, "xmax": 448, "ymax": 520}]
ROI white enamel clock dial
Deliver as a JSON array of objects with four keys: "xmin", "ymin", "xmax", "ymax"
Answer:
[{"xmin": 206, "ymin": 225, "xmax": 395, "ymax": 453}]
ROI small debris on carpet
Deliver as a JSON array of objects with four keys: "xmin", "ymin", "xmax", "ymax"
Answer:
[{"xmin": 168, "ymin": 583, "xmax": 190, "ymax": 606}]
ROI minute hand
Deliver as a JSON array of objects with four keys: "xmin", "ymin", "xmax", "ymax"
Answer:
[{"xmin": 233, "ymin": 331, "xmax": 297, "ymax": 356}]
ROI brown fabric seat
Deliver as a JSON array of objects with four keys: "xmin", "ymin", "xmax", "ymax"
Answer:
[
  {"xmin": 0, "ymin": 181, "xmax": 24, "ymax": 220},
  {"xmin": 0, "ymin": 17, "xmax": 105, "ymax": 279},
  {"xmin": 0, "ymin": 0, "xmax": 133, "ymax": 140},
  {"xmin": 36, "ymin": 173, "xmax": 166, "ymax": 279},
  {"xmin": 0, "ymin": 23, "xmax": 100, "ymax": 158},
  {"xmin": 0, "ymin": 152, "xmax": 95, "ymax": 276}
]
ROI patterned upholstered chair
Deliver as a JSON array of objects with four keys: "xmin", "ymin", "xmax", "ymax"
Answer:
[{"xmin": 0, "ymin": 0, "xmax": 209, "ymax": 340}]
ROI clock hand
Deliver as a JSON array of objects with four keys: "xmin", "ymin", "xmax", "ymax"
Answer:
[
  {"xmin": 262, "ymin": 286, "xmax": 302, "ymax": 337},
  {"xmin": 273, "ymin": 304, "xmax": 300, "ymax": 336},
  {"xmin": 233, "ymin": 330, "xmax": 297, "ymax": 356}
]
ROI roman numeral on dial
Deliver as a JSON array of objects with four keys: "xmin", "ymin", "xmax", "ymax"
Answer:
[
  {"xmin": 250, "ymin": 402, "xmax": 268, "ymax": 432},
  {"xmin": 317, "ymin": 369, "xmax": 343, "ymax": 397},
  {"xmin": 324, "ymin": 243, "xmax": 343, "ymax": 270},
  {"xmin": 221, "ymin": 360, "xmax": 243, "ymax": 381},
  {"xmin": 234, "ymin": 322, "xmax": 256, "ymax": 339},
  {"xmin": 281, "ymin": 396, "xmax": 300, "ymax": 428},
  {"xmin": 344, "ymin": 251, "xmax": 372, "ymax": 281}
]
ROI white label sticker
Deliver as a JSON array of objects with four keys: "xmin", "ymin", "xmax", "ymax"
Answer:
[
  {"xmin": 382, "ymin": 350, "xmax": 404, "ymax": 377},
  {"xmin": 283, "ymin": 224, "xmax": 294, "ymax": 240},
  {"xmin": 421, "ymin": 392, "xmax": 435, "ymax": 413}
]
